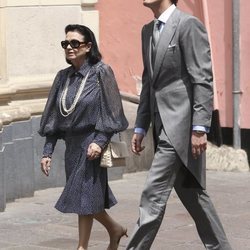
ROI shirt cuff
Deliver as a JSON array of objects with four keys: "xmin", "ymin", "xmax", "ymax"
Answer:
[
  {"xmin": 43, "ymin": 135, "xmax": 58, "ymax": 157},
  {"xmin": 134, "ymin": 127, "xmax": 146, "ymax": 136},
  {"xmin": 192, "ymin": 125, "xmax": 210, "ymax": 133}
]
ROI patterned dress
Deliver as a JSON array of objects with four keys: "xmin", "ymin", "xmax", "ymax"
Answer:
[{"xmin": 40, "ymin": 61, "xmax": 128, "ymax": 215}]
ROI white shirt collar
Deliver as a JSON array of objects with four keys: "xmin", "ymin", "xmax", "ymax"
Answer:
[{"xmin": 157, "ymin": 4, "xmax": 176, "ymax": 24}]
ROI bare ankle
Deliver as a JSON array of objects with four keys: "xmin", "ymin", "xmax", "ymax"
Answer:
[{"xmin": 77, "ymin": 246, "xmax": 87, "ymax": 250}]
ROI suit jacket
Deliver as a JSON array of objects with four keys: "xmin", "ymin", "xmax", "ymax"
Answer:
[{"xmin": 135, "ymin": 8, "xmax": 213, "ymax": 188}]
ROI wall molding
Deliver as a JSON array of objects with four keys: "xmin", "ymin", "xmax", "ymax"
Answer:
[
  {"xmin": 81, "ymin": 0, "xmax": 98, "ymax": 7},
  {"xmin": 0, "ymin": 0, "xmax": 80, "ymax": 7},
  {"xmin": 0, "ymin": 78, "xmax": 51, "ymax": 130}
]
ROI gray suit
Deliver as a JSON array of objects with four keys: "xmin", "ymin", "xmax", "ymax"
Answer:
[{"xmin": 126, "ymin": 8, "xmax": 232, "ymax": 250}]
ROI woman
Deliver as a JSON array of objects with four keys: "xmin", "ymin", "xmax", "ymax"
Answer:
[{"xmin": 39, "ymin": 24, "xmax": 128, "ymax": 250}]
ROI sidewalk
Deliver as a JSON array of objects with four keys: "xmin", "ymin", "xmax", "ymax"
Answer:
[{"xmin": 0, "ymin": 170, "xmax": 250, "ymax": 250}]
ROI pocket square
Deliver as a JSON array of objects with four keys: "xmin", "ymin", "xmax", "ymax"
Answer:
[
  {"xmin": 168, "ymin": 44, "xmax": 176, "ymax": 48},
  {"xmin": 167, "ymin": 44, "xmax": 176, "ymax": 53}
]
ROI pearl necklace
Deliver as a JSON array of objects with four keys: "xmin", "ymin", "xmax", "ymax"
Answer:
[{"xmin": 59, "ymin": 70, "xmax": 90, "ymax": 117}]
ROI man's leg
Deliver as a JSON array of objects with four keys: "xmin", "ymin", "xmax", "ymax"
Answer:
[
  {"xmin": 174, "ymin": 166, "xmax": 232, "ymax": 250},
  {"xmin": 126, "ymin": 128, "xmax": 182, "ymax": 250}
]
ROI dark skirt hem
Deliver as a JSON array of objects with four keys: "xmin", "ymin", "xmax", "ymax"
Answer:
[{"xmin": 54, "ymin": 200, "xmax": 117, "ymax": 215}]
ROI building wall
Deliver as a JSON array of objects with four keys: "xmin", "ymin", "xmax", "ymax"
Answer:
[
  {"xmin": 95, "ymin": 0, "xmax": 152, "ymax": 94},
  {"xmin": 203, "ymin": 0, "xmax": 233, "ymax": 128},
  {"xmin": 179, "ymin": 0, "xmax": 250, "ymax": 130}
]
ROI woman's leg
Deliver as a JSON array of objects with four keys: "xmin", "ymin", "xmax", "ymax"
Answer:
[
  {"xmin": 77, "ymin": 214, "xmax": 94, "ymax": 250},
  {"xmin": 94, "ymin": 210, "xmax": 128, "ymax": 250}
]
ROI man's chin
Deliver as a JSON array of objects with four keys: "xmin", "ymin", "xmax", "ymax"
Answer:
[
  {"xmin": 143, "ymin": 2, "xmax": 150, "ymax": 7},
  {"xmin": 143, "ymin": 1, "xmax": 156, "ymax": 8}
]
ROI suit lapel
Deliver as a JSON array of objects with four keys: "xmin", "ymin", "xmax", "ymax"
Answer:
[
  {"xmin": 152, "ymin": 8, "xmax": 181, "ymax": 86},
  {"xmin": 149, "ymin": 36, "xmax": 154, "ymax": 77}
]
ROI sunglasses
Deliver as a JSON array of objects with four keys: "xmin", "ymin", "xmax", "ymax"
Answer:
[{"xmin": 61, "ymin": 39, "xmax": 86, "ymax": 49}]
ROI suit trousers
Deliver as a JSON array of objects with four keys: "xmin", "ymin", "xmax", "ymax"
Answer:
[{"xmin": 126, "ymin": 116, "xmax": 232, "ymax": 250}]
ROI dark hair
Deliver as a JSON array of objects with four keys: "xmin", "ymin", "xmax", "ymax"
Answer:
[
  {"xmin": 64, "ymin": 24, "xmax": 102, "ymax": 65},
  {"xmin": 170, "ymin": 0, "xmax": 178, "ymax": 5}
]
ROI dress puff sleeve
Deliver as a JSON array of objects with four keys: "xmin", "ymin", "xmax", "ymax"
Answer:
[
  {"xmin": 95, "ymin": 63, "xmax": 128, "ymax": 134},
  {"xmin": 38, "ymin": 69, "xmax": 64, "ymax": 137}
]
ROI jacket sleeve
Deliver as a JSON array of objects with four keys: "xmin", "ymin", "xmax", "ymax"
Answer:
[
  {"xmin": 135, "ymin": 25, "xmax": 152, "ymax": 133},
  {"xmin": 179, "ymin": 16, "xmax": 213, "ymax": 128}
]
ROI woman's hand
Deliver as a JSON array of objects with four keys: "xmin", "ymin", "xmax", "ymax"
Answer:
[
  {"xmin": 40, "ymin": 157, "xmax": 52, "ymax": 176},
  {"xmin": 87, "ymin": 143, "xmax": 102, "ymax": 160}
]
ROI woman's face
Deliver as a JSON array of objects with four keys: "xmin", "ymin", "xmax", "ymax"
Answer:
[{"xmin": 63, "ymin": 31, "xmax": 92, "ymax": 67}]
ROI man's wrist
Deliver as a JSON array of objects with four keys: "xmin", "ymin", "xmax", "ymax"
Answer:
[
  {"xmin": 193, "ymin": 130, "xmax": 206, "ymax": 134},
  {"xmin": 134, "ymin": 127, "xmax": 146, "ymax": 136},
  {"xmin": 192, "ymin": 131, "xmax": 206, "ymax": 138},
  {"xmin": 192, "ymin": 125, "xmax": 209, "ymax": 133}
]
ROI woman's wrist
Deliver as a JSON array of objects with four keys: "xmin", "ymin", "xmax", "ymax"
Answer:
[{"xmin": 42, "ymin": 155, "xmax": 52, "ymax": 159}]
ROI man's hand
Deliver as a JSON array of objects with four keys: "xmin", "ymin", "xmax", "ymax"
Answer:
[
  {"xmin": 40, "ymin": 157, "xmax": 52, "ymax": 176},
  {"xmin": 87, "ymin": 142, "xmax": 102, "ymax": 160},
  {"xmin": 131, "ymin": 133, "xmax": 145, "ymax": 155},
  {"xmin": 191, "ymin": 131, "xmax": 207, "ymax": 159}
]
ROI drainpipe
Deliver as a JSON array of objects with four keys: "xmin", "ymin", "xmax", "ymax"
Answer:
[{"xmin": 232, "ymin": 0, "xmax": 241, "ymax": 149}]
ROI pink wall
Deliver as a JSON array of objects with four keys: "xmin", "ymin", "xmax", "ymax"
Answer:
[
  {"xmin": 178, "ymin": 0, "xmax": 204, "ymax": 19},
  {"xmin": 96, "ymin": 0, "xmax": 151, "ymax": 94},
  {"xmin": 205, "ymin": 0, "xmax": 233, "ymax": 128},
  {"xmin": 96, "ymin": 0, "xmax": 250, "ymax": 129}
]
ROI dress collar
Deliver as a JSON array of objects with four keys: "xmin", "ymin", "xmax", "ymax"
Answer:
[{"xmin": 68, "ymin": 60, "xmax": 92, "ymax": 78}]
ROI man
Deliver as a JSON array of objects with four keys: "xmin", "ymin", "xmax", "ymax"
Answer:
[{"xmin": 126, "ymin": 0, "xmax": 232, "ymax": 249}]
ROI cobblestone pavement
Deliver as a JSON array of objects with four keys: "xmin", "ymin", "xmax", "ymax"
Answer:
[{"xmin": 0, "ymin": 170, "xmax": 250, "ymax": 250}]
